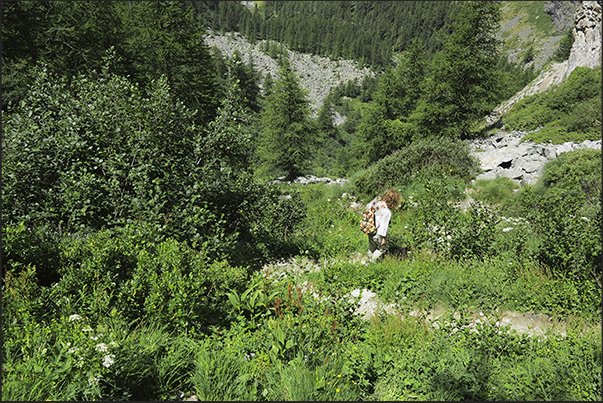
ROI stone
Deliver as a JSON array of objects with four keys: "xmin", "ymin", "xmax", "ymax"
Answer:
[{"xmin": 468, "ymin": 132, "xmax": 601, "ymax": 185}]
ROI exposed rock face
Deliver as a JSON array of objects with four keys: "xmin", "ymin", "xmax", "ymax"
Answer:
[
  {"xmin": 564, "ymin": 0, "xmax": 602, "ymax": 72},
  {"xmin": 487, "ymin": 1, "xmax": 601, "ymax": 123},
  {"xmin": 468, "ymin": 131, "xmax": 602, "ymax": 185},
  {"xmin": 544, "ymin": 1, "xmax": 582, "ymax": 33}
]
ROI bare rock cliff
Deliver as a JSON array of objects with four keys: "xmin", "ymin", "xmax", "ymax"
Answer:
[
  {"xmin": 489, "ymin": 1, "xmax": 601, "ymax": 120},
  {"xmin": 544, "ymin": 0, "xmax": 582, "ymax": 33}
]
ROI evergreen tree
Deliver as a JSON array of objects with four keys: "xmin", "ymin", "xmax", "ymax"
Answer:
[
  {"xmin": 353, "ymin": 38, "xmax": 427, "ymax": 164},
  {"xmin": 229, "ymin": 50, "xmax": 261, "ymax": 113},
  {"xmin": 262, "ymin": 72, "xmax": 275, "ymax": 97},
  {"xmin": 410, "ymin": 1, "xmax": 502, "ymax": 139},
  {"xmin": 117, "ymin": 1, "xmax": 220, "ymax": 124},
  {"xmin": 256, "ymin": 59, "xmax": 317, "ymax": 181}
]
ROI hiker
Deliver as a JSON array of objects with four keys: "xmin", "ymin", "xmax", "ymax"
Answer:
[{"xmin": 365, "ymin": 189, "xmax": 402, "ymax": 261}]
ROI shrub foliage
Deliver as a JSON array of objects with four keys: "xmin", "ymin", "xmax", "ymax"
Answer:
[{"xmin": 353, "ymin": 137, "xmax": 481, "ymax": 196}]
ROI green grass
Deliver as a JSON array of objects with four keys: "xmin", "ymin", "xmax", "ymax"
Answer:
[{"xmin": 504, "ymin": 66, "xmax": 602, "ymax": 144}]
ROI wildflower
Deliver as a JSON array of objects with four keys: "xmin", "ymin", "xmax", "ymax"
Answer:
[
  {"xmin": 88, "ymin": 376, "xmax": 100, "ymax": 387},
  {"xmin": 336, "ymin": 389, "xmax": 340, "ymax": 393},
  {"xmin": 82, "ymin": 325, "xmax": 93, "ymax": 332},
  {"xmin": 95, "ymin": 343, "xmax": 108, "ymax": 352},
  {"xmin": 102, "ymin": 354, "xmax": 115, "ymax": 368},
  {"xmin": 502, "ymin": 227, "xmax": 513, "ymax": 232},
  {"xmin": 68, "ymin": 314, "xmax": 82, "ymax": 322},
  {"xmin": 337, "ymin": 374, "xmax": 341, "ymax": 378}
]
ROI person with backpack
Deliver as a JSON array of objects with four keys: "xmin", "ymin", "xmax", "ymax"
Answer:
[{"xmin": 360, "ymin": 189, "xmax": 402, "ymax": 261}]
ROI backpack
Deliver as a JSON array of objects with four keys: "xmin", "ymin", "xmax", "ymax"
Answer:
[{"xmin": 359, "ymin": 199, "xmax": 382, "ymax": 234}]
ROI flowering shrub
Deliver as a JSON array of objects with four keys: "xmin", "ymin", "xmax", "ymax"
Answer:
[{"xmin": 2, "ymin": 312, "xmax": 122, "ymax": 401}]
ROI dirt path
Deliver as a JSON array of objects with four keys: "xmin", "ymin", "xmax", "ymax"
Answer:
[{"xmin": 261, "ymin": 256, "xmax": 598, "ymax": 338}]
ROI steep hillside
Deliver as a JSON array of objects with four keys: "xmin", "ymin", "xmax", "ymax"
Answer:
[
  {"xmin": 498, "ymin": 1, "xmax": 579, "ymax": 70},
  {"xmin": 204, "ymin": 1, "xmax": 580, "ymax": 113}
]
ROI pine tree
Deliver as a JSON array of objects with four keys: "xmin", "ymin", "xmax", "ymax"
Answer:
[
  {"xmin": 229, "ymin": 50, "xmax": 261, "ymax": 113},
  {"xmin": 256, "ymin": 59, "xmax": 317, "ymax": 181},
  {"xmin": 410, "ymin": 1, "xmax": 502, "ymax": 139},
  {"xmin": 353, "ymin": 38, "xmax": 427, "ymax": 164}
]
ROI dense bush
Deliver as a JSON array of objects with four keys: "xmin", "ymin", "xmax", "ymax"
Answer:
[
  {"xmin": 3, "ymin": 61, "xmax": 229, "ymax": 251},
  {"xmin": 2, "ymin": 59, "xmax": 306, "ymax": 267},
  {"xmin": 2, "ymin": 224, "xmax": 248, "ymax": 335},
  {"xmin": 501, "ymin": 149, "xmax": 602, "ymax": 292},
  {"xmin": 539, "ymin": 148, "xmax": 602, "ymax": 198},
  {"xmin": 353, "ymin": 137, "xmax": 481, "ymax": 197},
  {"xmin": 503, "ymin": 66, "xmax": 602, "ymax": 144}
]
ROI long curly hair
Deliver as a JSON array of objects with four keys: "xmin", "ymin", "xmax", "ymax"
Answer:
[{"xmin": 381, "ymin": 189, "xmax": 402, "ymax": 210}]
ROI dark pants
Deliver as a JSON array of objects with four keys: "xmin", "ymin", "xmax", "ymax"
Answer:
[{"xmin": 368, "ymin": 233, "xmax": 386, "ymax": 254}]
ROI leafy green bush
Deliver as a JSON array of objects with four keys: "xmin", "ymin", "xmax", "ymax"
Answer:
[
  {"xmin": 2, "ymin": 62, "xmax": 230, "ymax": 251},
  {"xmin": 505, "ymin": 148, "xmax": 602, "ymax": 291},
  {"xmin": 51, "ymin": 225, "xmax": 247, "ymax": 334},
  {"xmin": 539, "ymin": 148, "xmax": 602, "ymax": 197},
  {"xmin": 2, "ymin": 60, "xmax": 307, "ymax": 266},
  {"xmin": 359, "ymin": 312, "xmax": 602, "ymax": 401},
  {"xmin": 353, "ymin": 138, "xmax": 481, "ymax": 197},
  {"xmin": 504, "ymin": 66, "xmax": 602, "ymax": 144},
  {"xmin": 398, "ymin": 177, "xmax": 499, "ymax": 261}
]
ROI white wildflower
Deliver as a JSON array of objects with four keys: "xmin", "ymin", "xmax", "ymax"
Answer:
[
  {"xmin": 88, "ymin": 376, "xmax": 100, "ymax": 387},
  {"xmin": 82, "ymin": 325, "xmax": 93, "ymax": 332},
  {"xmin": 502, "ymin": 227, "xmax": 513, "ymax": 232},
  {"xmin": 95, "ymin": 343, "xmax": 108, "ymax": 352},
  {"xmin": 102, "ymin": 354, "xmax": 116, "ymax": 368},
  {"xmin": 68, "ymin": 314, "xmax": 82, "ymax": 322}
]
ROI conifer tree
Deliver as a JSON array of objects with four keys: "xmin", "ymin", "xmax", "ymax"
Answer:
[
  {"xmin": 410, "ymin": 1, "xmax": 502, "ymax": 139},
  {"xmin": 353, "ymin": 38, "xmax": 427, "ymax": 164},
  {"xmin": 256, "ymin": 59, "xmax": 317, "ymax": 181}
]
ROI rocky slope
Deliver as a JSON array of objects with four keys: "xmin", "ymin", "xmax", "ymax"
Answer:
[
  {"xmin": 204, "ymin": 2, "xmax": 601, "ymax": 185},
  {"xmin": 204, "ymin": 30, "xmax": 374, "ymax": 114},
  {"xmin": 489, "ymin": 0, "xmax": 602, "ymax": 119}
]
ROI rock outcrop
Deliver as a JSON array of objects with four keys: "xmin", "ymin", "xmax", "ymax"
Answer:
[
  {"xmin": 488, "ymin": 1, "xmax": 601, "ymax": 121},
  {"xmin": 564, "ymin": 0, "xmax": 602, "ymax": 72},
  {"xmin": 544, "ymin": 1, "xmax": 582, "ymax": 33},
  {"xmin": 468, "ymin": 131, "xmax": 601, "ymax": 185}
]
